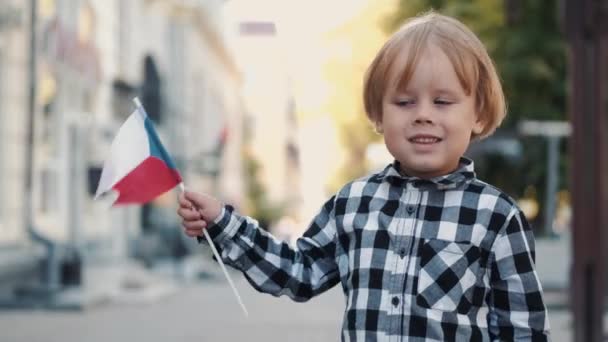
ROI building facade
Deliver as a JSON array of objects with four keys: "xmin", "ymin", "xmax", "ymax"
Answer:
[
  {"xmin": 0, "ymin": 0, "xmax": 244, "ymax": 301},
  {"xmin": 0, "ymin": 0, "xmax": 42, "ymax": 296}
]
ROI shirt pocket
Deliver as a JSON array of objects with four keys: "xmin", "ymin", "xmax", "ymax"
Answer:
[{"xmin": 415, "ymin": 238, "xmax": 482, "ymax": 314}]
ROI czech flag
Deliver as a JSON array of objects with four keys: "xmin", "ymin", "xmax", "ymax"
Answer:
[{"xmin": 95, "ymin": 98, "xmax": 182, "ymax": 205}]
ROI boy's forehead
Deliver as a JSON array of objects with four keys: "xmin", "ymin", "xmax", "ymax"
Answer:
[
  {"xmin": 384, "ymin": 40, "xmax": 473, "ymax": 92},
  {"xmin": 386, "ymin": 45, "xmax": 459, "ymax": 91},
  {"xmin": 383, "ymin": 42, "xmax": 422, "ymax": 90}
]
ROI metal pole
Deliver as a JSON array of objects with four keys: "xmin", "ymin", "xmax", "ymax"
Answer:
[
  {"xmin": 543, "ymin": 136, "xmax": 559, "ymax": 236},
  {"xmin": 25, "ymin": 0, "xmax": 36, "ymax": 206}
]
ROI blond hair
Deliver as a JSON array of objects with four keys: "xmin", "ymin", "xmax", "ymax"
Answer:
[{"xmin": 363, "ymin": 12, "xmax": 506, "ymax": 139}]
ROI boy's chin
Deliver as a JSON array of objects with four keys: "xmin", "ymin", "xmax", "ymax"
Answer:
[{"xmin": 399, "ymin": 161, "xmax": 451, "ymax": 179}]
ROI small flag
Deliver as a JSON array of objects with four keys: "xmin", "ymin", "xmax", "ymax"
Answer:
[
  {"xmin": 95, "ymin": 98, "xmax": 248, "ymax": 317},
  {"xmin": 95, "ymin": 98, "xmax": 182, "ymax": 204}
]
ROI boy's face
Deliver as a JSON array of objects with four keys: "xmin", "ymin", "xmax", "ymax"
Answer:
[{"xmin": 379, "ymin": 44, "xmax": 483, "ymax": 179}]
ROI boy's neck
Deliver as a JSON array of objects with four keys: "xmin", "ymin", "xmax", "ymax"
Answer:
[{"xmin": 397, "ymin": 160, "xmax": 466, "ymax": 180}]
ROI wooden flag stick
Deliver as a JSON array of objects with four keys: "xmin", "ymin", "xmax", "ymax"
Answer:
[{"xmin": 179, "ymin": 183, "xmax": 249, "ymax": 318}]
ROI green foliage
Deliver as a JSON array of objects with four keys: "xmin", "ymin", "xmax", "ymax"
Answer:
[
  {"xmin": 328, "ymin": 119, "xmax": 380, "ymax": 194},
  {"xmin": 244, "ymin": 153, "xmax": 285, "ymax": 229},
  {"xmin": 321, "ymin": 2, "xmax": 396, "ymax": 194}
]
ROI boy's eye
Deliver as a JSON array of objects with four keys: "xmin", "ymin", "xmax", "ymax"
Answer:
[
  {"xmin": 434, "ymin": 99, "xmax": 452, "ymax": 105},
  {"xmin": 395, "ymin": 99, "xmax": 414, "ymax": 107}
]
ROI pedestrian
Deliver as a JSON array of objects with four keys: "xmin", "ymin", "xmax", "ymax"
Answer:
[{"xmin": 178, "ymin": 11, "xmax": 550, "ymax": 341}]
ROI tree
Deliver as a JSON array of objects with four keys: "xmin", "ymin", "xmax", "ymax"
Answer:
[
  {"xmin": 244, "ymin": 151, "xmax": 285, "ymax": 230},
  {"xmin": 321, "ymin": 2, "xmax": 395, "ymax": 193}
]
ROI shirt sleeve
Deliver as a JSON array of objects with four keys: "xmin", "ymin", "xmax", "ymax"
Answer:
[
  {"xmin": 487, "ymin": 209, "xmax": 551, "ymax": 341},
  {"xmin": 203, "ymin": 196, "xmax": 341, "ymax": 302}
]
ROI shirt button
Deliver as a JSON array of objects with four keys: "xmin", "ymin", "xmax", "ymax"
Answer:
[
  {"xmin": 406, "ymin": 205, "xmax": 415, "ymax": 215},
  {"xmin": 399, "ymin": 248, "xmax": 406, "ymax": 258},
  {"xmin": 392, "ymin": 296, "xmax": 400, "ymax": 307}
]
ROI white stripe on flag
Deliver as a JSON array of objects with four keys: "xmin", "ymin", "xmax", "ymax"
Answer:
[{"xmin": 95, "ymin": 109, "xmax": 151, "ymax": 198}]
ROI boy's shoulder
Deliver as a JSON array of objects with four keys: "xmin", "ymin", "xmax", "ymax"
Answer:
[{"xmin": 466, "ymin": 178, "xmax": 522, "ymax": 216}]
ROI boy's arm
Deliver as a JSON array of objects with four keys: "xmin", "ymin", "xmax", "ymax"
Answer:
[
  {"xmin": 488, "ymin": 209, "xmax": 551, "ymax": 341},
  {"xmin": 203, "ymin": 196, "xmax": 341, "ymax": 302}
]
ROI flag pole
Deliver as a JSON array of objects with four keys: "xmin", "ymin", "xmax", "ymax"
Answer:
[
  {"xmin": 133, "ymin": 97, "xmax": 145, "ymax": 117},
  {"xmin": 178, "ymin": 183, "xmax": 249, "ymax": 318}
]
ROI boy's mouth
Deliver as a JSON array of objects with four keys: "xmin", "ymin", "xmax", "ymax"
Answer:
[{"xmin": 408, "ymin": 135, "xmax": 442, "ymax": 144}]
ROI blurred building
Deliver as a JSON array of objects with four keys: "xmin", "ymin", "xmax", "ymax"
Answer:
[{"xmin": 0, "ymin": 0, "xmax": 244, "ymax": 303}]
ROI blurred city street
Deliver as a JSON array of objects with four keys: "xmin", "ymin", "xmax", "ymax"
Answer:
[{"xmin": 0, "ymin": 0, "xmax": 606, "ymax": 340}]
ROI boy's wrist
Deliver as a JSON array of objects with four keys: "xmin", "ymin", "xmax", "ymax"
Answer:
[
  {"xmin": 199, "ymin": 204, "xmax": 238, "ymax": 243},
  {"xmin": 212, "ymin": 206, "xmax": 227, "ymax": 225}
]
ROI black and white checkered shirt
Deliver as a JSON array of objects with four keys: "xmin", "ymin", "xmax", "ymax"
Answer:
[{"xmin": 205, "ymin": 158, "xmax": 550, "ymax": 341}]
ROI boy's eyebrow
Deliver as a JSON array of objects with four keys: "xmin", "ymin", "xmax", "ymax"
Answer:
[
  {"xmin": 391, "ymin": 88, "xmax": 462, "ymax": 97},
  {"xmin": 434, "ymin": 88, "xmax": 463, "ymax": 97}
]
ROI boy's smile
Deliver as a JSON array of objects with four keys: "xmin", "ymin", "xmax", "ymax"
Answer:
[
  {"xmin": 379, "ymin": 43, "xmax": 484, "ymax": 179},
  {"xmin": 408, "ymin": 134, "xmax": 443, "ymax": 151}
]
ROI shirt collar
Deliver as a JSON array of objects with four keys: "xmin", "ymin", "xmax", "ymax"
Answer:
[{"xmin": 379, "ymin": 157, "xmax": 476, "ymax": 190}]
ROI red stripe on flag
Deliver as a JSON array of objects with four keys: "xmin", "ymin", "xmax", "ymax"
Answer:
[{"xmin": 112, "ymin": 156, "xmax": 182, "ymax": 205}]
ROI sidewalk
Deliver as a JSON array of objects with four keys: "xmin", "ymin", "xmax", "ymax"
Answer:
[
  {"xmin": 534, "ymin": 233, "xmax": 575, "ymax": 341},
  {"xmin": 535, "ymin": 232, "xmax": 571, "ymax": 319},
  {"xmin": 535, "ymin": 233, "xmax": 571, "ymax": 293},
  {"xmin": 48, "ymin": 260, "xmax": 179, "ymax": 309},
  {"xmin": 50, "ymin": 246, "xmax": 230, "ymax": 309}
]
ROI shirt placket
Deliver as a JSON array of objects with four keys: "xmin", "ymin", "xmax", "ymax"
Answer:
[{"xmin": 388, "ymin": 184, "xmax": 421, "ymax": 340}]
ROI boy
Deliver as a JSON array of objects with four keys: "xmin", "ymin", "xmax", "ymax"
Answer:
[{"xmin": 178, "ymin": 12, "xmax": 550, "ymax": 341}]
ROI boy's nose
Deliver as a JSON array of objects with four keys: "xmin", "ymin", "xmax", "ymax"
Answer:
[
  {"xmin": 412, "ymin": 101, "xmax": 435, "ymax": 124},
  {"xmin": 413, "ymin": 110, "xmax": 435, "ymax": 124},
  {"xmin": 414, "ymin": 117, "xmax": 434, "ymax": 124}
]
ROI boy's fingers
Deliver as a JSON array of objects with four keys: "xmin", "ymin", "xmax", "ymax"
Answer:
[
  {"xmin": 184, "ymin": 191, "xmax": 209, "ymax": 209},
  {"xmin": 182, "ymin": 219, "xmax": 207, "ymax": 231},
  {"xmin": 181, "ymin": 191, "xmax": 222, "ymax": 223},
  {"xmin": 184, "ymin": 228, "xmax": 203, "ymax": 237},
  {"xmin": 178, "ymin": 192, "xmax": 194, "ymax": 208},
  {"xmin": 177, "ymin": 207, "xmax": 200, "ymax": 220}
]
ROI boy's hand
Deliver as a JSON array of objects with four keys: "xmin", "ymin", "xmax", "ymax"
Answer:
[{"xmin": 177, "ymin": 191, "xmax": 223, "ymax": 237}]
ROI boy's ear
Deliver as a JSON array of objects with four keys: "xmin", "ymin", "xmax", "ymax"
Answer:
[
  {"xmin": 374, "ymin": 117, "xmax": 384, "ymax": 134},
  {"xmin": 472, "ymin": 115, "xmax": 485, "ymax": 135}
]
